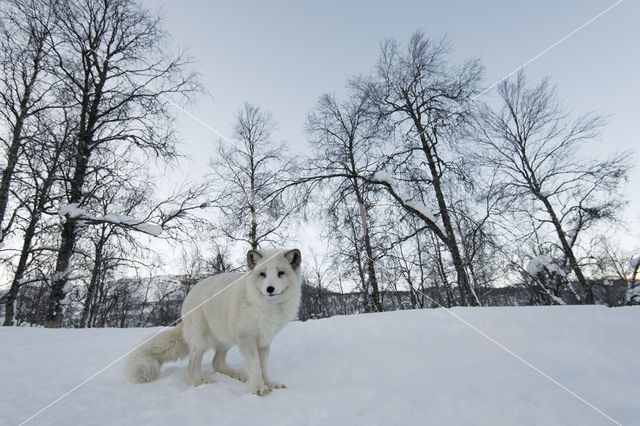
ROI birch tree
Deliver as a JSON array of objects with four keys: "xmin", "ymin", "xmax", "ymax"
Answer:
[
  {"xmin": 44, "ymin": 0, "xmax": 200, "ymax": 327},
  {"xmin": 212, "ymin": 102, "xmax": 297, "ymax": 250},
  {"xmin": 2, "ymin": 113, "xmax": 70, "ymax": 325},
  {"xmin": 477, "ymin": 71, "xmax": 629, "ymax": 304},
  {"xmin": 0, "ymin": 0, "xmax": 58, "ymax": 244},
  {"xmin": 305, "ymin": 92, "xmax": 384, "ymax": 312},
  {"xmin": 361, "ymin": 32, "xmax": 484, "ymax": 306}
]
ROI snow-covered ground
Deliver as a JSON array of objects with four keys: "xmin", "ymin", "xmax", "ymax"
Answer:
[{"xmin": 1, "ymin": 306, "xmax": 638, "ymax": 425}]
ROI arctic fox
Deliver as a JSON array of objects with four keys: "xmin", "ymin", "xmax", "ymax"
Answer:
[{"xmin": 125, "ymin": 248, "xmax": 302, "ymax": 396}]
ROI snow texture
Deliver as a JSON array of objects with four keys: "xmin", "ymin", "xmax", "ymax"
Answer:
[
  {"xmin": 630, "ymin": 256, "xmax": 640, "ymax": 269},
  {"xmin": 58, "ymin": 204, "xmax": 162, "ymax": 236},
  {"xmin": 1, "ymin": 306, "xmax": 638, "ymax": 425}
]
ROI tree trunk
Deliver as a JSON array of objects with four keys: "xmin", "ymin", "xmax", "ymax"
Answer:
[
  {"xmin": 413, "ymin": 117, "xmax": 479, "ymax": 306},
  {"xmin": 539, "ymin": 194, "xmax": 593, "ymax": 304},
  {"xmin": 348, "ymin": 122, "xmax": 382, "ymax": 312},
  {"xmin": 46, "ymin": 136, "xmax": 91, "ymax": 327},
  {"xmin": 3, "ymin": 213, "xmax": 38, "ymax": 326},
  {"xmin": 4, "ymin": 143, "xmax": 62, "ymax": 326},
  {"xmin": 434, "ymin": 240, "xmax": 454, "ymax": 308},
  {"xmin": 79, "ymin": 238, "xmax": 105, "ymax": 328},
  {"xmin": 347, "ymin": 216, "xmax": 369, "ymax": 312},
  {"xmin": 0, "ymin": 118, "xmax": 26, "ymax": 237},
  {"xmin": 356, "ymin": 196, "xmax": 383, "ymax": 312}
]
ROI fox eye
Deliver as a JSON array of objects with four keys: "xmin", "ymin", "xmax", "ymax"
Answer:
[
  {"xmin": 259, "ymin": 272, "xmax": 266, "ymax": 278},
  {"xmin": 278, "ymin": 271, "xmax": 285, "ymax": 277}
]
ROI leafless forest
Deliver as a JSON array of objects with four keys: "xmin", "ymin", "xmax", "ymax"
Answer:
[{"xmin": 1, "ymin": 0, "xmax": 637, "ymax": 328}]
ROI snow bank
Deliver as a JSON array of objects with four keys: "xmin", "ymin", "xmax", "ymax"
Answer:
[{"xmin": 1, "ymin": 306, "xmax": 638, "ymax": 425}]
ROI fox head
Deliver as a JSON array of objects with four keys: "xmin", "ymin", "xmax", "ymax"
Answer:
[{"xmin": 246, "ymin": 248, "xmax": 302, "ymax": 299}]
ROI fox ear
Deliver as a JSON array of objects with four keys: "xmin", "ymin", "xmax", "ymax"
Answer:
[
  {"xmin": 247, "ymin": 250, "xmax": 262, "ymax": 270},
  {"xmin": 284, "ymin": 249, "xmax": 301, "ymax": 270}
]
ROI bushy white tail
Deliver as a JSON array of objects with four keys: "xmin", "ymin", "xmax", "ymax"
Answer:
[{"xmin": 124, "ymin": 322, "xmax": 189, "ymax": 384}]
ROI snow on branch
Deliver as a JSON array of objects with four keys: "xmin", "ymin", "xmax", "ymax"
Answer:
[
  {"xmin": 370, "ymin": 171, "xmax": 447, "ymax": 236},
  {"xmin": 372, "ymin": 171, "xmax": 394, "ymax": 186},
  {"xmin": 58, "ymin": 203, "xmax": 163, "ymax": 236},
  {"xmin": 526, "ymin": 255, "xmax": 566, "ymax": 279},
  {"xmin": 626, "ymin": 256, "xmax": 640, "ymax": 304}
]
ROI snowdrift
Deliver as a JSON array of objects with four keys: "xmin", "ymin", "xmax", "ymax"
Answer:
[{"xmin": 1, "ymin": 306, "xmax": 638, "ymax": 425}]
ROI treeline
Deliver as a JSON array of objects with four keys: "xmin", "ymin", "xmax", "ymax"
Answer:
[
  {"xmin": 1, "ymin": 0, "xmax": 638, "ymax": 328},
  {"xmin": 4, "ymin": 273, "xmax": 631, "ymax": 327}
]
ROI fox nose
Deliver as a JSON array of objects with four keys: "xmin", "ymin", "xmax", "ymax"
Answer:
[{"xmin": 266, "ymin": 285, "xmax": 275, "ymax": 294}]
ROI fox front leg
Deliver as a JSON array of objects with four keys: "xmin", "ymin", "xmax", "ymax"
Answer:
[
  {"xmin": 258, "ymin": 345, "xmax": 285, "ymax": 390},
  {"xmin": 238, "ymin": 337, "xmax": 270, "ymax": 396}
]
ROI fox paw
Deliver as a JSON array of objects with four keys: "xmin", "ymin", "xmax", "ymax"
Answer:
[
  {"xmin": 229, "ymin": 371, "xmax": 248, "ymax": 383},
  {"xmin": 252, "ymin": 384, "xmax": 271, "ymax": 396},
  {"xmin": 191, "ymin": 377, "xmax": 215, "ymax": 387},
  {"xmin": 267, "ymin": 381, "xmax": 286, "ymax": 390}
]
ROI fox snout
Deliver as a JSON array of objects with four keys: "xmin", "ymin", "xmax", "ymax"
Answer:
[{"xmin": 264, "ymin": 283, "xmax": 285, "ymax": 297}]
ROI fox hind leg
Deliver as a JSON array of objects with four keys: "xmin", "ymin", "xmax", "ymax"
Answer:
[
  {"xmin": 187, "ymin": 347, "xmax": 213, "ymax": 386},
  {"xmin": 212, "ymin": 348, "xmax": 247, "ymax": 382}
]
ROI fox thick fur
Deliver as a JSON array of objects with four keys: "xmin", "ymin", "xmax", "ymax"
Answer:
[{"xmin": 124, "ymin": 248, "xmax": 302, "ymax": 396}]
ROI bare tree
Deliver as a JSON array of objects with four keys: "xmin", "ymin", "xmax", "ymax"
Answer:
[
  {"xmin": 305, "ymin": 92, "xmax": 384, "ymax": 312},
  {"xmin": 2, "ymin": 112, "xmax": 70, "ymax": 325},
  {"xmin": 75, "ymin": 171, "xmax": 159, "ymax": 327},
  {"xmin": 0, "ymin": 0, "xmax": 58, "ymax": 244},
  {"xmin": 627, "ymin": 257, "xmax": 640, "ymax": 305},
  {"xmin": 477, "ymin": 71, "xmax": 630, "ymax": 304},
  {"xmin": 212, "ymin": 102, "xmax": 297, "ymax": 250},
  {"xmin": 360, "ymin": 32, "xmax": 484, "ymax": 306},
  {"xmin": 44, "ymin": 0, "xmax": 200, "ymax": 327}
]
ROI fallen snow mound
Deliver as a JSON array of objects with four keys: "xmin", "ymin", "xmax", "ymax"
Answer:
[{"xmin": 1, "ymin": 306, "xmax": 638, "ymax": 425}]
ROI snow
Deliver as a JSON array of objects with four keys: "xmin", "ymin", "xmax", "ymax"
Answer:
[
  {"xmin": 626, "ymin": 286, "xmax": 640, "ymax": 301},
  {"xmin": 404, "ymin": 200, "xmax": 446, "ymax": 235},
  {"xmin": 526, "ymin": 255, "xmax": 565, "ymax": 278},
  {"xmin": 50, "ymin": 267, "xmax": 75, "ymax": 292},
  {"xmin": 58, "ymin": 204, "xmax": 163, "ymax": 236},
  {"xmin": 371, "ymin": 171, "xmax": 446, "ymax": 235},
  {"xmin": 1, "ymin": 306, "xmax": 638, "ymax": 425},
  {"xmin": 57, "ymin": 203, "xmax": 85, "ymax": 218},
  {"xmin": 397, "ymin": 194, "xmax": 447, "ymax": 236},
  {"xmin": 630, "ymin": 256, "xmax": 640, "ymax": 269},
  {"xmin": 372, "ymin": 171, "xmax": 394, "ymax": 186}
]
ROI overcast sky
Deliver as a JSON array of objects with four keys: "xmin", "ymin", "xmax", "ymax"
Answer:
[{"xmin": 143, "ymin": 0, "xmax": 639, "ymax": 255}]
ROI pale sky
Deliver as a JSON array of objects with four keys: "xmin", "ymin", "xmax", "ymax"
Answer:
[{"xmin": 144, "ymin": 0, "xmax": 639, "ymax": 259}]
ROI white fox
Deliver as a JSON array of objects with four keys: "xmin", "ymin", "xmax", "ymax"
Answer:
[{"xmin": 125, "ymin": 248, "xmax": 302, "ymax": 396}]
